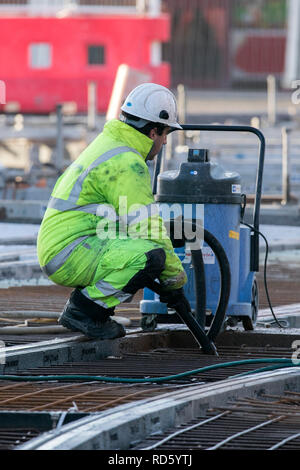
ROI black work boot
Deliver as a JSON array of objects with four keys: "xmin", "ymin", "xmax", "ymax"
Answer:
[{"xmin": 58, "ymin": 289, "xmax": 126, "ymax": 340}]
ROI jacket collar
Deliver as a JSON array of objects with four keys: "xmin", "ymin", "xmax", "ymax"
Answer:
[{"xmin": 103, "ymin": 119, "xmax": 154, "ymax": 161}]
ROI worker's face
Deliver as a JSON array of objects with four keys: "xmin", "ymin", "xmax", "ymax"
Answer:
[{"xmin": 147, "ymin": 127, "xmax": 170, "ymax": 160}]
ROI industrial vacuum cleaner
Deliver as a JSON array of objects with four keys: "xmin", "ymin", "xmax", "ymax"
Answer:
[{"xmin": 140, "ymin": 124, "xmax": 266, "ymax": 355}]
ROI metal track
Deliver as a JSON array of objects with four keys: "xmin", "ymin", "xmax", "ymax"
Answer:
[
  {"xmin": 16, "ymin": 368, "xmax": 300, "ymax": 450},
  {"xmin": 0, "ymin": 345, "xmax": 296, "ymax": 449}
]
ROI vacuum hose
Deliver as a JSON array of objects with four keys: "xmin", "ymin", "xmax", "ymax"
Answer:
[
  {"xmin": 200, "ymin": 228, "xmax": 231, "ymax": 342},
  {"xmin": 162, "ymin": 220, "xmax": 231, "ymax": 355}
]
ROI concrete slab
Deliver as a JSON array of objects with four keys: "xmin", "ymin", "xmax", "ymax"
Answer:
[
  {"xmin": 0, "ymin": 328, "xmax": 193, "ymax": 374},
  {"xmin": 258, "ymin": 224, "xmax": 300, "ymax": 253},
  {"xmin": 245, "ymin": 204, "xmax": 300, "ymax": 228},
  {"xmin": 1, "ymin": 323, "xmax": 299, "ymax": 375},
  {"xmin": 0, "ymin": 200, "xmax": 48, "ymax": 225},
  {"xmin": 0, "ymin": 221, "xmax": 39, "ymax": 243}
]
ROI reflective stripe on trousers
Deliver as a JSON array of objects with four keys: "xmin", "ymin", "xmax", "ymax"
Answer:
[
  {"xmin": 81, "ymin": 280, "xmax": 133, "ymax": 307},
  {"xmin": 41, "ymin": 235, "xmax": 89, "ymax": 277}
]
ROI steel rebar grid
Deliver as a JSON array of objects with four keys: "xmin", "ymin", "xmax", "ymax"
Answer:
[
  {"xmin": 0, "ymin": 429, "xmax": 40, "ymax": 450},
  {"xmin": 135, "ymin": 393, "xmax": 300, "ymax": 450}
]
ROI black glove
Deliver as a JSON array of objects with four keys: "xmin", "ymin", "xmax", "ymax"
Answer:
[{"xmin": 159, "ymin": 288, "xmax": 191, "ymax": 313}]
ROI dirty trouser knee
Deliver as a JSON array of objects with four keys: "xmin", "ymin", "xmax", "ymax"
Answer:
[
  {"xmin": 81, "ymin": 245, "xmax": 166, "ymax": 309},
  {"xmin": 49, "ymin": 236, "xmax": 166, "ymax": 310}
]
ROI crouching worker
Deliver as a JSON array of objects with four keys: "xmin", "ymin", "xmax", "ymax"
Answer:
[{"xmin": 37, "ymin": 83, "xmax": 190, "ymax": 340}]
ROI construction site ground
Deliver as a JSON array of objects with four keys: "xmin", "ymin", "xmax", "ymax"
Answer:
[{"xmin": 0, "ymin": 217, "xmax": 299, "ymax": 453}]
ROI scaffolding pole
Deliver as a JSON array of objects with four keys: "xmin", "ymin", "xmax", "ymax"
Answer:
[{"xmin": 282, "ymin": 0, "xmax": 300, "ymax": 88}]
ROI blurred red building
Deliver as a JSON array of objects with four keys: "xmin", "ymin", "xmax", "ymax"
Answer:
[
  {"xmin": 0, "ymin": 0, "xmax": 289, "ymax": 114},
  {"xmin": 0, "ymin": 14, "xmax": 170, "ymax": 113}
]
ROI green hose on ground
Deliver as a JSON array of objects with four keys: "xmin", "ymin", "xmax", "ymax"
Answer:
[{"xmin": 0, "ymin": 358, "xmax": 298, "ymax": 384}]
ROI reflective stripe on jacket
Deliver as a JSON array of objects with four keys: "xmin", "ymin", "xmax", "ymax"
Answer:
[{"xmin": 37, "ymin": 119, "xmax": 186, "ymax": 287}]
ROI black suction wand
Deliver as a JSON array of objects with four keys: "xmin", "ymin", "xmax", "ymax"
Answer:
[{"xmin": 148, "ymin": 280, "xmax": 218, "ymax": 356}]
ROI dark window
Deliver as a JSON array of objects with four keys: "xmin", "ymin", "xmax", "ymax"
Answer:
[{"xmin": 88, "ymin": 45, "xmax": 105, "ymax": 65}]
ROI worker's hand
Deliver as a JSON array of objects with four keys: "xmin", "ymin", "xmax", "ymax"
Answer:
[
  {"xmin": 159, "ymin": 288, "xmax": 191, "ymax": 313},
  {"xmin": 160, "ymin": 271, "xmax": 187, "ymax": 290}
]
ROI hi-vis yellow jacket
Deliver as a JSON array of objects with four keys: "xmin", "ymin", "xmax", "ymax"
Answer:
[{"xmin": 37, "ymin": 119, "xmax": 186, "ymax": 290}]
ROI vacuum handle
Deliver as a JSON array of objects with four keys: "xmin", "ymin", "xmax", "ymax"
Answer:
[
  {"xmin": 152, "ymin": 147, "xmax": 163, "ymax": 195},
  {"xmin": 179, "ymin": 125, "xmax": 265, "ymax": 272}
]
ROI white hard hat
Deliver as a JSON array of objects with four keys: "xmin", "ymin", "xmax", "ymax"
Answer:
[{"xmin": 121, "ymin": 83, "xmax": 182, "ymax": 130}]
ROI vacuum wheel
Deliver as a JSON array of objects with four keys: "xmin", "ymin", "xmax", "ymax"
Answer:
[
  {"xmin": 140, "ymin": 314, "xmax": 158, "ymax": 332},
  {"xmin": 242, "ymin": 278, "xmax": 259, "ymax": 331}
]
